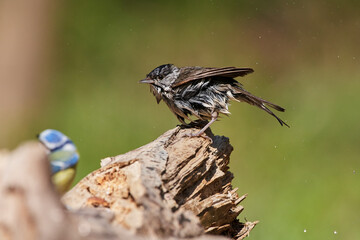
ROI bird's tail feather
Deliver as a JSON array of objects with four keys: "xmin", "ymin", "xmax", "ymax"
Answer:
[{"xmin": 232, "ymin": 88, "xmax": 289, "ymax": 127}]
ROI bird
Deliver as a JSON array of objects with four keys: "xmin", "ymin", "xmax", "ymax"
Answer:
[
  {"xmin": 140, "ymin": 64, "xmax": 289, "ymax": 139},
  {"xmin": 37, "ymin": 129, "xmax": 79, "ymax": 195}
]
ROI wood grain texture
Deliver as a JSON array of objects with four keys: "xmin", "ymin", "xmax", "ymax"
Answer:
[
  {"xmin": 63, "ymin": 125, "xmax": 258, "ymax": 239},
  {"xmin": 0, "ymin": 126, "xmax": 257, "ymax": 240}
]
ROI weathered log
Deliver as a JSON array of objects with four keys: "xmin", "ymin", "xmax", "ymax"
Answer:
[
  {"xmin": 0, "ymin": 143, "xmax": 150, "ymax": 240},
  {"xmin": 63, "ymin": 125, "xmax": 258, "ymax": 239},
  {"xmin": 0, "ymin": 126, "xmax": 257, "ymax": 240}
]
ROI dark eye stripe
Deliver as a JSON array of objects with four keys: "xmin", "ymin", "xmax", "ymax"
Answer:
[{"xmin": 50, "ymin": 139, "xmax": 74, "ymax": 152}]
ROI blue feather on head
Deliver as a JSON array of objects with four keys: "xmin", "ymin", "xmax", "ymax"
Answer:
[{"xmin": 38, "ymin": 129, "xmax": 79, "ymax": 174}]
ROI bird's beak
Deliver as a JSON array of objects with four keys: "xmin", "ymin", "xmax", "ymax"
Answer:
[{"xmin": 139, "ymin": 78, "xmax": 155, "ymax": 84}]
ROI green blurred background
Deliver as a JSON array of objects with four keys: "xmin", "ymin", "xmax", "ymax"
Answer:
[{"xmin": 2, "ymin": 0, "xmax": 360, "ymax": 239}]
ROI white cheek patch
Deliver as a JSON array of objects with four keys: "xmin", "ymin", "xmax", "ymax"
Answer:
[{"xmin": 62, "ymin": 143, "xmax": 76, "ymax": 151}]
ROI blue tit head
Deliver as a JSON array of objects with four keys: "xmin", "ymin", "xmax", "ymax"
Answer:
[
  {"xmin": 38, "ymin": 129, "xmax": 71, "ymax": 152},
  {"xmin": 37, "ymin": 129, "xmax": 79, "ymax": 175}
]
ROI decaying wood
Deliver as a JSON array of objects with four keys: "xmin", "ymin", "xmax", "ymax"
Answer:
[
  {"xmin": 0, "ymin": 143, "xmax": 156, "ymax": 240},
  {"xmin": 0, "ymin": 126, "xmax": 257, "ymax": 240},
  {"xmin": 63, "ymin": 125, "xmax": 258, "ymax": 239},
  {"xmin": 0, "ymin": 142, "xmax": 78, "ymax": 240}
]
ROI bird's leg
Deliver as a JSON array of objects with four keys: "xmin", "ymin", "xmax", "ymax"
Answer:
[{"xmin": 186, "ymin": 112, "xmax": 218, "ymax": 142}]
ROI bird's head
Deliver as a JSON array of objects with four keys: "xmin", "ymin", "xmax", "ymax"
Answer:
[
  {"xmin": 37, "ymin": 129, "xmax": 75, "ymax": 153},
  {"xmin": 140, "ymin": 64, "xmax": 180, "ymax": 103},
  {"xmin": 38, "ymin": 129, "xmax": 79, "ymax": 176}
]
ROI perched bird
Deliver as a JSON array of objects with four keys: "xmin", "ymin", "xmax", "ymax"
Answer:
[
  {"xmin": 38, "ymin": 129, "xmax": 79, "ymax": 194},
  {"xmin": 140, "ymin": 64, "xmax": 289, "ymax": 139}
]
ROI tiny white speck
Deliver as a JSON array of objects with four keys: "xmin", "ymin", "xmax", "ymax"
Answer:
[
  {"xmin": 258, "ymin": 36, "xmax": 262, "ymax": 39},
  {"xmin": 334, "ymin": 231, "xmax": 337, "ymax": 234},
  {"xmin": 304, "ymin": 229, "xmax": 307, "ymax": 233},
  {"xmin": 274, "ymin": 145, "xmax": 277, "ymax": 149}
]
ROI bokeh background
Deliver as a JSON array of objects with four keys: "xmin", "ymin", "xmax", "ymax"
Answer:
[{"xmin": 1, "ymin": 0, "xmax": 359, "ymax": 239}]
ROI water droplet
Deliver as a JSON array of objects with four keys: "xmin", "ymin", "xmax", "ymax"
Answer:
[
  {"xmin": 334, "ymin": 230, "xmax": 337, "ymax": 234},
  {"xmin": 304, "ymin": 229, "xmax": 307, "ymax": 233}
]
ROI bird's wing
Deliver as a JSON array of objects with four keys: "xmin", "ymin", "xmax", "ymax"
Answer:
[{"xmin": 172, "ymin": 66, "xmax": 254, "ymax": 87}]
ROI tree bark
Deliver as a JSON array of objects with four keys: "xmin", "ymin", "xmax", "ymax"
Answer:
[
  {"xmin": 0, "ymin": 0, "xmax": 56, "ymax": 146},
  {"xmin": 0, "ymin": 126, "xmax": 257, "ymax": 240}
]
